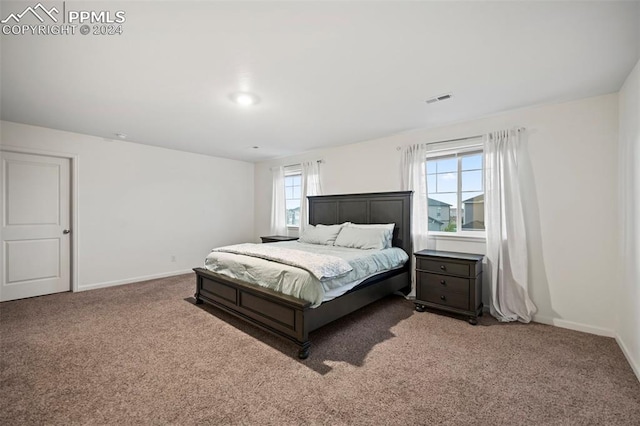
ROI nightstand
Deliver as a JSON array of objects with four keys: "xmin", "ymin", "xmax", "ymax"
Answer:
[
  {"xmin": 260, "ymin": 235, "xmax": 299, "ymax": 243},
  {"xmin": 414, "ymin": 250, "xmax": 484, "ymax": 325}
]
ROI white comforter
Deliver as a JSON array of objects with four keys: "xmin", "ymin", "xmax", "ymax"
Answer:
[
  {"xmin": 211, "ymin": 243, "xmax": 353, "ymax": 281},
  {"xmin": 204, "ymin": 241, "xmax": 408, "ymax": 307}
]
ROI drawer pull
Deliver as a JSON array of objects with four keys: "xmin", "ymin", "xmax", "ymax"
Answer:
[
  {"xmin": 440, "ymin": 295, "xmax": 446, "ymax": 301},
  {"xmin": 440, "ymin": 265, "xmax": 446, "ymax": 271},
  {"xmin": 440, "ymin": 280, "xmax": 446, "ymax": 285}
]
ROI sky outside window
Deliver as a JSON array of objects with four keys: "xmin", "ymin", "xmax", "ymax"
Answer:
[
  {"xmin": 426, "ymin": 152, "xmax": 484, "ymax": 232},
  {"xmin": 285, "ymin": 174, "xmax": 301, "ymax": 226}
]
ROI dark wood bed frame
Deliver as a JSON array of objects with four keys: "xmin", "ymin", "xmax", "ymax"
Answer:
[{"xmin": 193, "ymin": 191, "xmax": 412, "ymax": 359}]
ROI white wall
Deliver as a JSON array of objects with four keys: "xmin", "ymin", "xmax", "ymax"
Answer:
[
  {"xmin": 617, "ymin": 59, "xmax": 640, "ymax": 379},
  {"xmin": 255, "ymin": 94, "xmax": 620, "ymax": 336},
  {"xmin": 1, "ymin": 121, "xmax": 254, "ymax": 290}
]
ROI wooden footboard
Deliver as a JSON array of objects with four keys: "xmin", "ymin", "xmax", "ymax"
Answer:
[
  {"xmin": 193, "ymin": 266, "xmax": 409, "ymax": 359},
  {"xmin": 194, "ymin": 267, "xmax": 313, "ymax": 357}
]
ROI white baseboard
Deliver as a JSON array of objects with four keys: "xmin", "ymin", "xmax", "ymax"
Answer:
[
  {"xmin": 532, "ymin": 314, "xmax": 615, "ymax": 337},
  {"xmin": 615, "ymin": 334, "xmax": 640, "ymax": 382},
  {"xmin": 77, "ymin": 269, "xmax": 193, "ymax": 292}
]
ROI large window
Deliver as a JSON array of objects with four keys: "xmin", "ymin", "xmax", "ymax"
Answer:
[
  {"xmin": 284, "ymin": 172, "xmax": 301, "ymax": 227},
  {"xmin": 426, "ymin": 150, "xmax": 484, "ymax": 235}
]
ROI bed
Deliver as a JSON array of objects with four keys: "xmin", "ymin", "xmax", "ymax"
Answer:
[{"xmin": 193, "ymin": 191, "xmax": 412, "ymax": 359}]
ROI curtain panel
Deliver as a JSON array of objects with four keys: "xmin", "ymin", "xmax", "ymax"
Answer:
[
  {"xmin": 299, "ymin": 160, "xmax": 322, "ymax": 233},
  {"xmin": 270, "ymin": 166, "xmax": 287, "ymax": 235},
  {"xmin": 401, "ymin": 144, "xmax": 429, "ymax": 297},
  {"xmin": 484, "ymin": 129, "xmax": 537, "ymax": 322}
]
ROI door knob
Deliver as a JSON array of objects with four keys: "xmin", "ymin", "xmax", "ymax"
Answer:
[{"xmin": 63, "ymin": 229, "xmax": 71, "ymax": 234}]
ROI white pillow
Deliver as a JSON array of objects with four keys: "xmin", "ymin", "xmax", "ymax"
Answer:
[
  {"xmin": 334, "ymin": 226, "xmax": 389, "ymax": 250},
  {"xmin": 298, "ymin": 224, "xmax": 343, "ymax": 245},
  {"xmin": 346, "ymin": 223, "xmax": 395, "ymax": 249}
]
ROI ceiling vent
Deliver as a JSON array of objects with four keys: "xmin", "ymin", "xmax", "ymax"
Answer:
[{"xmin": 425, "ymin": 93, "xmax": 453, "ymax": 104}]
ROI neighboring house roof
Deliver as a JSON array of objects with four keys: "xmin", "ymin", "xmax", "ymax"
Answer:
[
  {"xmin": 428, "ymin": 198, "xmax": 452, "ymax": 207},
  {"xmin": 428, "ymin": 216, "xmax": 444, "ymax": 225},
  {"xmin": 463, "ymin": 194, "xmax": 484, "ymax": 204}
]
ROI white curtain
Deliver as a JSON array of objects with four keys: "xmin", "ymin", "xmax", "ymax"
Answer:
[
  {"xmin": 401, "ymin": 144, "xmax": 430, "ymax": 297},
  {"xmin": 484, "ymin": 129, "xmax": 537, "ymax": 322},
  {"xmin": 270, "ymin": 166, "xmax": 287, "ymax": 235},
  {"xmin": 299, "ymin": 160, "xmax": 322, "ymax": 233}
]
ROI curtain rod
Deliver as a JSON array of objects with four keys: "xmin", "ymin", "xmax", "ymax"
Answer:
[
  {"xmin": 284, "ymin": 159, "xmax": 323, "ymax": 168},
  {"xmin": 395, "ymin": 134, "xmax": 483, "ymax": 151},
  {"xmin": 395, "ymin": 127, "xmax": 525, "ymax": 151},
  {"xmin": 270, "ymin": 159, "xmax": 323, "ymax": 171}
]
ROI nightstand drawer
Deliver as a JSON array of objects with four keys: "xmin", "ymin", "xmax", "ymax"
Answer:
[
  {"xmin": 419, "ymin": 272, "xmax": 469, "ymax": 294},
  {"xmin": 416, "ymin": 258, "xmax": 470, "ymax": 276},
  {"xmin": 421, "ymin": 288, "xmax": 469, "ymax": 311}
]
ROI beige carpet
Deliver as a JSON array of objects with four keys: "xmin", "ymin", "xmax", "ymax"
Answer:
[{"xmin": 1, "ymin": 274, "xmax": 638, "ymax": 425}]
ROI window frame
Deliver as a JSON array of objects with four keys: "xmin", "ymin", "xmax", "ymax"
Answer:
[
  {"xmin": 284, "ymin": 166, "xmax": 302, "ymax": 229},
  {"xmin": 426, "ymin": 143, "xmax": 486, "ymax": 240}
]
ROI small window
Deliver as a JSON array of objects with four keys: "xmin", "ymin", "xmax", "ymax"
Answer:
[
  {"xmin": 284, "ymin": 172, "xmax": 301, "ymax": 227},
  {"xmin": 426, "ymin": 150, "xmax": 484, "ymax": 236}
]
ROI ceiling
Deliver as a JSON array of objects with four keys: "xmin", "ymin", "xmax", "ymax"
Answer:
[{"xmin": 1, "ymin": 1, "xmax": 638, "ymax": 162}]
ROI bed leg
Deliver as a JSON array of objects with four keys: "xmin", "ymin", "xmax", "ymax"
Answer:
[
  {"xmin": 298, "ymin": 342, "xmax": 311, "ymax": 360},
  {"xmin": 194, "ymin": 292, "xmax": 203, "ymax": 305}
]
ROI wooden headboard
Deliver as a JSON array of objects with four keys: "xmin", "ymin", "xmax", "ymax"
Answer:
[{"xmin": 307, "ymin": 191, "xmax": 413, "ymax": 256}]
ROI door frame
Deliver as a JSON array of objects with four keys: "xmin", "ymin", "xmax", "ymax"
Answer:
[{"xmin": 1, "ymin": 145, "xmax": 80, "ymax": 293}]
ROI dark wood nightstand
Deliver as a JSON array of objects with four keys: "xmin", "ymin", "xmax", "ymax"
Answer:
[
  {"xmin": 260, "ymin": 235, "xmax": 299, "ymax": 243},
  {"xmin": 414, "ymin": 250, "xmax": 484, "ymax": 325}
]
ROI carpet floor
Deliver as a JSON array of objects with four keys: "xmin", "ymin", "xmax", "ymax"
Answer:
[{"xmin": 1, "ymin": 274, "xmax": 638, "ymax": 425}]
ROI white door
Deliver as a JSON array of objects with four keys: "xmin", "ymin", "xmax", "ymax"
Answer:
[{"xmin": 1, "ymin": 151, "xmax": 71, "ymax": 301}]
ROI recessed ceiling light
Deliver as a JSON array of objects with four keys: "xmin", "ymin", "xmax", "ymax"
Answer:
[
  {"xmin": 231, "ymin": 92, "xmax": 259, "ymax": 106},
  {"xmin": 252, "ymin": 146, "xmax": 259, "ymax": 149},
  {"xmin": 115, "ymin": 133, "xmax": 127, "ymax": 139}
]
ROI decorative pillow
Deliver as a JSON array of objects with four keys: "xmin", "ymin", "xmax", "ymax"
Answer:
[
  {"xmin": 298, "ymin": 224, "xmax": 343, "ymax": 245},
  {"xmin": 334, "ymin": 226, "xmax": 389, "ymax": 250},
  {"xmin": 346, "ymin": 223, "xmax": 395, "ymax": 249}
]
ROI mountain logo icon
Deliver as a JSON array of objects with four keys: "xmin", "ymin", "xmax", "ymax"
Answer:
[{"xmin": 1, "ymin": 3, "xmax": 59, "ymax": 24}]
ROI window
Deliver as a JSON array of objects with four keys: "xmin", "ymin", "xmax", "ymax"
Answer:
[
  {"xmin": 426, "ymin": 149, "xmax": 484, "ymax": 235},
  {"xmin": 284, "ymin": 172, "xmax": 301, "ymax": 227}
]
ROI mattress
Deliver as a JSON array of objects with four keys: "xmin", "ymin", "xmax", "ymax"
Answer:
[{"xmin": 204, "ymin": 241, "xmax": 408, "ymax": 307}]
